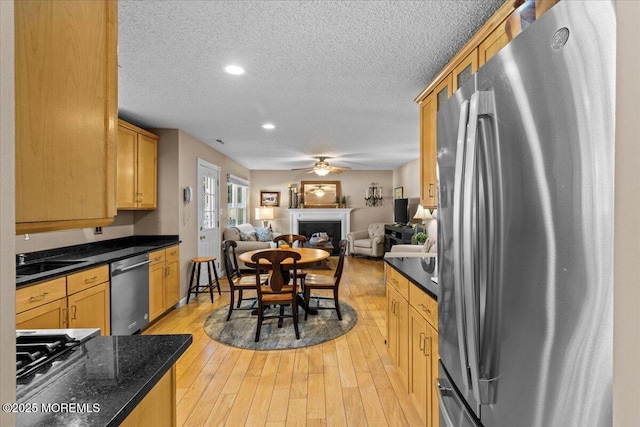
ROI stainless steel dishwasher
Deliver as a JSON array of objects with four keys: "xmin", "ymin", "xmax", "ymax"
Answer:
[{"xmin": 110, "ymin": 253, "xmax": 150, "ymax": 335}]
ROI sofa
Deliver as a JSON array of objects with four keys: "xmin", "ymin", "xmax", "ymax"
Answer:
[
  {"xmin": 222, "ymin": 223, "xmax": 281, "ymax": 270},
  {"xmin": 384, "ymin": 236, "xmax": 437, "ymax": 258},
  {"xmin": 347, "ymin": 222, "xmax": 386, "ymax": 258}
]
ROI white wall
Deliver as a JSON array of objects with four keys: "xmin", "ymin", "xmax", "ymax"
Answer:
[
  {"xmin": 249, "ymin": 169, "xmax": 394, "ymax": 234},
  {"xmin": 393, "ymin": 158, "xmax": 437, "ymax": 238},
  {"xmin": 613, "ymin": 1, "xmax": 640, "ymax": 424},
  {"xmin": 0, "ymin": 1, "xmax": 15, "ymax": 424}
]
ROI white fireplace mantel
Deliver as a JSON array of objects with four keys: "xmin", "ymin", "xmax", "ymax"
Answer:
[{"xmin": 289, "ymin": 208, "xmax": 353, "ymax": 240}]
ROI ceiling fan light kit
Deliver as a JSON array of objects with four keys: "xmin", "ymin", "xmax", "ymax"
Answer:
[{"xmin": 293, "ymin": 156, "xmax": 351, "ymax": 176}]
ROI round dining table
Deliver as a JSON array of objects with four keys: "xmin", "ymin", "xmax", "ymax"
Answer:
[
  {"xmin": 237, "ymin": 247, "xmax": 330, "ymax": 315},
  {"xmin": 237, "ymin": 247, "xmax": 330, "ymax": 269}
]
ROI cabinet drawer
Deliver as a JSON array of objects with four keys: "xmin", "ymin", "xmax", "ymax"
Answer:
[
  {"xmin": 149, "ymin": 249, "xmax": 166, "ymax": 266},
  {"xmin": 67, "ymin": 265, "xmax": 109, "ymax": 295},
  {"xmin": 410, "ymin": 284, "xmax": 438, "ymax": 330},
  {"xmin": 387, "ymin": 267, "xmax": 409, "ymax": 300},
  {"xmin": 165, "ymin": 246, "xmax": 179, "ymax": 261},
  {"xmin": 16, "ymin": 278, "xmax": 67, "ymax": 314}
]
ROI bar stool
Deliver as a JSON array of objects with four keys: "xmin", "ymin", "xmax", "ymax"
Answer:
[{"xmin": 187, "ymin": 257, "xmax": 221, "ymax": 303}]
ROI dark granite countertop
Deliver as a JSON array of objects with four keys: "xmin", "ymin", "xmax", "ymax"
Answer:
[
  {"xmin": 16, "ymin": 235, "xmax": 180, "ymax": 288},
  {"xmin": 16, "ymin": 334, "xmax": 192, "ymax": 427},
  {"xmin": 384, "ymin": 256, "xmax": 438, "ymax": 300}
]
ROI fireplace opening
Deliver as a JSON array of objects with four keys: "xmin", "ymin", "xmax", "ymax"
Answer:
[{"xmin": 298, "ymin": 220, "xmax": 341, "ymax": 255}]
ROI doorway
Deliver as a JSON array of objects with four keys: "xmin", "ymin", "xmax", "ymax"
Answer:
[{"xmin": 197, "ymin": 159, "xmax": 221, "ymax": 281}]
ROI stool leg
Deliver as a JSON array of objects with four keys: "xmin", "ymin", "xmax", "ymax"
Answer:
[
  {"xmin": 187, "ymin": 262, "xmax": 196, "ymax": 304},
  {"xmin": 212, "ymin": 260, "xmax": 221, "ymax": 295},
  {"xmin": 194, "ymin": 263, "xmax": 202, "ymax": 298},
  {"xmin": 206, "ymin": 261, "xmax": 214, "ymax": 303}
]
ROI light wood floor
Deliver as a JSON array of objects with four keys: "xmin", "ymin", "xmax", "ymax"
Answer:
[{"xmin": 144, "ymin": 256, "xmax": 423, "ymax": 426}]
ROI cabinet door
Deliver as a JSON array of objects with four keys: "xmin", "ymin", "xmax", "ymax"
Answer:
[
  {"xmin": 117, "ymin": 125, "xmax": 139, "ymax": 209},
  {"xmin": 387, "ymin": 286, "xmax": 400, "ymax": 363},
  {"xmin": 452, "ymin": 49, "xmax": 478, "ymax": 93},
  {"xmin": 137, "ymin": 134, "xmax": 158, "ymax": 209},
  {"xmin": 16, "ymin": 298, "xmax": 67, "ymax": 330},
  {"xmin": 427, "ymin": 322, "xmax": 439, "ymax": 427},
  {"xmin": 434, "ymin": 74, "xmax": 452, "ymax": 112},
  {"xmin": 149, "ymin": 262, "xmax": 166, "ymax": 322},
  {"xmin": 68, "ymin": 282, "xmax": 110, "ymax": 335},
  {"xmin": 409, "ymin": 307, "xmax": 429, "ymax": 424},
  {"xmin": 15, "ymin": 0, "xmax": 117, "ymax": 233},
  {"xmin": 420, "ymin": 93, "xmax": 437, "ymax": 208},
  {"xmin": 165, "ymin": 258, "xmax": 180, "ymax": 309},
  {"xmin": 479, "ymin": 21, "xmax": 509, "ymax": 66},
  {"xmin": 397, "ymin": 295, "xmax": 410, "ymax": 388}
]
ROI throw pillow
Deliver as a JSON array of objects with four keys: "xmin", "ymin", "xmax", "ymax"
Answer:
[
  {"xmin": 255, "ymin": 227, "xmax": 273, "ymax": 242},
  {"xmin": 240, "ymin": 231, "xmax": 257, "ymax": 241}
]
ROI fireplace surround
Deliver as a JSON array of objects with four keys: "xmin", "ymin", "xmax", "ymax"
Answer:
[{"xmin": 289, "ymin": 209, "xmax": 353, "ymax": 254}]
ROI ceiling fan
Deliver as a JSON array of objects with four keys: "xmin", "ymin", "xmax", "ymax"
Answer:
[{"xmin": 292, "ymin": 156, "xmax": 351, "ymax": 176}]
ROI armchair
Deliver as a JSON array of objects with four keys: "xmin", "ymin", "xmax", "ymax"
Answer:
[{"xmin": 347, "ymin": 222, "xmax": 386, "ymax": 258}]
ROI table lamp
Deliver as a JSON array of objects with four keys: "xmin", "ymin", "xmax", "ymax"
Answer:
[
  {"xmin": 255, "ymin": 207, "xmax": 274, "ymax": 229},
  {"xmin": 413, "ymin": 204, "xmax": 433, "ymax": 227}
]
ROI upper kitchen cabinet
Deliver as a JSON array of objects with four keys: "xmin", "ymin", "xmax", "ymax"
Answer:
[
  {"xmin": 420, "ymin": 93, "xmax": 437, "ymax": 208},
  {"xmin": 15, "ymin": 0, "xmax": 118, "ymax": 234},
  {"xmin": 415, "ymin": 0, "xmax": 560, "ymax": 210},
  {"xmin": 117, "ymin": 120, "xmax": 158, "ymax": 210}
]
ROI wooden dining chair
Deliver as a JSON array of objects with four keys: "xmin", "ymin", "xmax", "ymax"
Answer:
[
  {"xmin": 273, "ymin": 233, "xmax": 307, "ymax": 248},
  {"xmin": 223, "ymin": 240, "xmax": 268, "ymax": 321},
  {"xmin": 302, "ymin": 239, "xmax": 348, "ymax": 320},
  {"xmin": 251, "ymin": 249, "xmax": 302, "ymax": 342},
  {"xmin": 273, "ymin": 234, "xmax": 308, "ymax": 280}
]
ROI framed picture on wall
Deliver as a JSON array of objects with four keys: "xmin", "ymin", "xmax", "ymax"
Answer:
[
  {"xmin": 394, "ymin": 187, "xmax": 404, "ymax": 199},
  {"xmin": 260, "ymin": 191, "xmax": 280, "ymax": 207}
]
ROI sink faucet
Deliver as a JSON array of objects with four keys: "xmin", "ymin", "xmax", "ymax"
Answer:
[{"xmin": 17, "ymin": 254, "xmax": 26, "ymax": 266}]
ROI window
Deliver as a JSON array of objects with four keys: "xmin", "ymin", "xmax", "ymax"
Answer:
[{"xmin": 227, "ymin": 175, "xmax": 249, "ymax": 227}]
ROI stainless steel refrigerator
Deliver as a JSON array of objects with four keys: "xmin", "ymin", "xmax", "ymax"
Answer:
[{"xmin": 436, "ymin": 1, "xmax": 614, "ymax": 426}]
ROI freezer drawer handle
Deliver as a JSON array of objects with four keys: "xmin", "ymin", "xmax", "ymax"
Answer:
[{"xmin": 436, "ymin": 380, "xmax": 456, "ymax": 427}]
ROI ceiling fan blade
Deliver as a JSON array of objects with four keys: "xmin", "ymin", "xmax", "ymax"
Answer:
[
  {"xmin": 291, "ymin": 167, "xmax": 313, "ymax": 171},
  {"xmin": 330, "ymin": 166, "xmax": 351, "ymax": 171}
]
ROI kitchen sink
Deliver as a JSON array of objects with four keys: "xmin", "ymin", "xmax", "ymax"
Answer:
[{"xmin": 16, "ymin": 260, "xmax": 83, "ymax": 277}]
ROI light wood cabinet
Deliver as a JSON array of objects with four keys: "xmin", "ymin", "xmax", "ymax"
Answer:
[
  {"xmin": 452, "ymin": 49, "xmax": 479, "ymax": 93},
  {"xmin": 479, "ymin": 22, "xmax": 509, "ymax": 66},
  {"xmin": 16, "ymin": 266, "xmax": 111, "ymax": 335},
  {"xmin": 420, "ymin": 93, "xmax": 437, "ymax": 208},
  {"xmin": 15, "ymin": 0, "xmax": 118, "ymax": 234},
  {"xmin": 120, "ymin": 367, "xmax": 176, "ymax": 427},
  {"xmin": 387, "ymin": 264, "xmax": 439, "ymax": 427},
  {"xmin": 16, "ymin": 298, "xmax": 67, "ymax": 330},
  {"xmin": 149, "ymin": 246, "xmax": 181, "ymax": 322},
  {"xmin": 117, "ymin": 120, "xmax": 159, "ymax": 210},
  {"xmin": 416, "ymin": 0, "xmax": 561, "ymax": 212}
]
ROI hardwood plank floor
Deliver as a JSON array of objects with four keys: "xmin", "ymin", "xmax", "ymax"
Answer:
[{"xmin": 144, "ymin": 256, "xmax": 423, "ymax": 426}]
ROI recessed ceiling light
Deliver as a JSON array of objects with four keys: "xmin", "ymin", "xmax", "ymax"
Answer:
[
  {"xmin": 224, "ymin": 65, "xmax": 245, "ymax": 75},
  {"xmin": 262, "ymin": 123, "xmax": 275, "ymax": 130}
]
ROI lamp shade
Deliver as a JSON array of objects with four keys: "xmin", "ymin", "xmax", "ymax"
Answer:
[
  {"xmin": 413, "ymin": 204, "xmax": 433, "ymax": 220},
  {"xmin": 255, "ymin": 207, "xmax": 274, "ymax": 220}
]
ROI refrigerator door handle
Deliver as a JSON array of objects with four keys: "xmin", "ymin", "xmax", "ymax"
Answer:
[
  {"xmin": 452, "ymin": 99, "xmax": 471, "ymax": 390},
  {"xmin": 463, "ymin": 90, "xmax": 497, "ymax": 406}
]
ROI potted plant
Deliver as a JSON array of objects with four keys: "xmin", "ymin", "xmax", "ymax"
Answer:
[
  {"xmin": 335, "ymin": 196, "xmax": 340, "ymax": 207},
  {"xmin": 341, "ymin": 195, "xmax": 346, "ymax": 207},
  {"xmin": 415, "ymin": 232, "xmax": 428, "ymax": 245}
]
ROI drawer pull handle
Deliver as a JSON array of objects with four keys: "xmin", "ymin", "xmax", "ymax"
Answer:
[
  {"xmin": 418, "ymin": 303, "xmax": 430, "ymax": 313},
  {"xmin": 84, "ymin": 275, "xmax": 98, "ymax": 284},
  {"xmin": 419, "ymin": 332, "xmax": 426, "ymax": 352},
  {"xmin": 29, "ymin": 292, "xmax": 49, "ymax": 303}
]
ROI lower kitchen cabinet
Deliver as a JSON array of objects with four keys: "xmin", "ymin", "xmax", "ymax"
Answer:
[
  {"xmin": 67, "ymin": 282, "xmax": 110, "ymax": 334},
  {"xmin": 149, "ymin": 245, "xmax": 181, "ymax": 322},
  {"xmin": 16, "ymin": 266, "xmax": 111, "ymax": 335},
  {"xmin": 118, "ymin": 365, "xmax": 177, "ymax": 427},
  {"xmin": 16, "ymin": 298, "xmax": 67, "ymax": 330},
  {"xmin": 387, "ymin": 264, "xmax": 439, "ymax": 427}
]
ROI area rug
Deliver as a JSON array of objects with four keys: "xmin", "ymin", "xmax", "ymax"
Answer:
[{"xmin": 203, "ymin": 300, "xmax": 357, "ymax": 350}]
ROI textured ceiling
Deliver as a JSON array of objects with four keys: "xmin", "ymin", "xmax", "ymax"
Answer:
[{"xmin": 118, "ymin": 0, "xmax": 504, "ymax": 171}]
